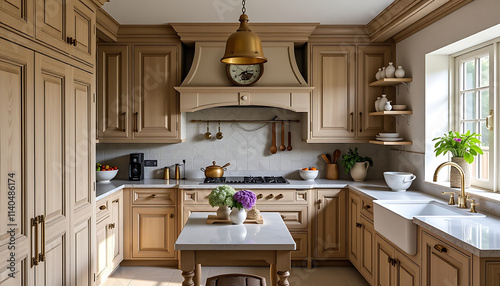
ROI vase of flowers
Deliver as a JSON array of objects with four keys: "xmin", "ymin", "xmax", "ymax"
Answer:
[
  {"xmin": 230, "ymin": 190, "xmax": 257, "ymax": 224},
  {"xmin": 433, "ymin": 131, "xmax": 483, "ymax": 188},
  {"xmin": 208, "ymin": 185, "xmax": 235, "ymax": 220}
]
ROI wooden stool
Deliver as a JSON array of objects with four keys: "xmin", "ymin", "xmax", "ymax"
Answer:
[{"xmin": 206, "ymin": 273, "xmax": 267, "ymax": 286}]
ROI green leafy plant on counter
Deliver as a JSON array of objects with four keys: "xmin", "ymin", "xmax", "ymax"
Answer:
[
  {"xmin": 432, "ymin": 130, "xmax": 483, "ymax": 163},
  {"xmin": 208, "ymin": 185, "xmax": 236, "ymax": 208},
  {"xmin": 341, "ymin": 147, "xmax": 373, "ymax": 174}
]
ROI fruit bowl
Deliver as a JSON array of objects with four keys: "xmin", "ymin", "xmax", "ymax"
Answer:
[
  {"xmin": 299, "ymin": 169, "xmax": 319, "ymax": 181},
  {"xmin": 96, "ymin": 169, "xmax": 119, "ymax": 182}
]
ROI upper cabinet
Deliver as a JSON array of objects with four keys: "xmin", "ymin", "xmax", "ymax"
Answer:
[
  {"xmin": 0, "ymin": 0, "xmax": 34, "ymax": 36},
  {"xmin": 97, "ymin": 44, "xmax": 183, "ymax": 143},
  {"xmin": 35, "ymin": 0, "xmax": 96, "ymax": 64},
  {"xmin": 307, "ymin": 44, "xmax": 393, "ymax": 143}
]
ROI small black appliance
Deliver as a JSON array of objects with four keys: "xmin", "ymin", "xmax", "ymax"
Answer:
[{"xmin": 129, "ymin": 153, "xmax": 144, "ymax": 181}]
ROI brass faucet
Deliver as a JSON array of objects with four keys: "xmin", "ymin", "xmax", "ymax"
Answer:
[{"xmin": 433, "ymin": 162, "xmax": 467, "ymax": 209}]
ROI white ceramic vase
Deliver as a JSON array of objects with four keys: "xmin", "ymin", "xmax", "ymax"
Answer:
[
  {"xmin": 380, "ymin": 67, "xmax": 386, "ymax": 78},
  {"xmin": 378, "ymin": 94, "xmax": 388, "ymax": 112},
  {"xmin": 216, "ymin": 205, "xmax": 231, "ymax": 220},
  {"xmin": 384, "ymin": 101, "xmax": 392, "ymax": 111},
  {"xmin": 375, "ymin": 68, "xmax": 382, "ymax": 80},
  {"xmin": 350, "ymin": 162, "xmax": 370, "ymax": 182},
  {"xmin": 230, "ymin": 208, "xmax": 247, "ymax": 225},
  {"xmin": 450, "ymin": 157, "xmax": 471, "ymax": 188},
  {"xmin": 395, "ymin": 66, "xmax": 406, "ymax": 78},
  {"xmin": 375, "ymin": 97, "xmax": 381, "ymax": 112},
  {"xmin": 385, "ymin": 62, "xmax": 396, "ymax": 78}
]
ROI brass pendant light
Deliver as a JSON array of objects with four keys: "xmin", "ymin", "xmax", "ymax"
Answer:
[{"xmin": 220, "ymin": 0, "xmax": 267, "ymax": 65}]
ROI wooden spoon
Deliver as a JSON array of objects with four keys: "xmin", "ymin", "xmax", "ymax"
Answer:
[
  {"xmin": 279, "ymin": 121, "xmax": 286, "ymax": 151},
  {"xmin": 321, "ymin": 154, "xmax": 331, "ymax": 164},
  {"xmin": 287, "ymin": 128, "xmax": 292, "ymax": 151},
  {"xmin": 270, "ymin": 122, "xmax": 277, "ymax": 154},
  {"xmin": 333, "ymin": 149, "xmax": 341, "ymax": 164}
]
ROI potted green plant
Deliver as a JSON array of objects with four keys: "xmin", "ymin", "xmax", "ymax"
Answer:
[
  {"xmin": 341, "ymin": 147, "xmax": 374, "ymax": 182},
  {"xmin": 208, "ymin": 185, "xmax": 235, "ymax": 220},
  {"xmin": 432, "ymin": 130, "xmax": 483, "ymax": 188}
]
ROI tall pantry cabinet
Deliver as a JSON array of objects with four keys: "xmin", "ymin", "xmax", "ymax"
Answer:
[{"xmin": 0, "ymin": 0, "xmax": 100, "ymax": 284}]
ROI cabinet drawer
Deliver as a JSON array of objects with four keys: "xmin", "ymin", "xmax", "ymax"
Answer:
[
  {"xmin": 183, "ymin": 189, "xmax": 212, "ymax": 204},
  {"xmin": 258, "ymin": 205, "xmax": 309, "ymax": 230},
  {"xmin": 132, "ymin": 189, "xmax": 176, "ymax": 205},
  {"xmin": 291, "ymin": 232, "xmax": 308, "ymax": 259},
  {"xmin": 254, "ymin": 189, "xmax": 309, "ymax": 204},
  {"xmin": 96, "ymin": 199, "xmax": 110, "ymax": 221},
  {"xmin": 360, "ymin": 197, "xmax": 373, "ymax": 221}
]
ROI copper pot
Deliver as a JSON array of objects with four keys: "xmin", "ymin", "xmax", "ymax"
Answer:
[{"xmin": 201, "ymin": 161, "xmax": 230, "ymax": 178}]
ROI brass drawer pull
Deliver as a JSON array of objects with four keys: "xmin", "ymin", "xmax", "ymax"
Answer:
[
  {"xmin": 350, "ymin": 112, "xmax": 354, "ymax": 132},
  {"xmin": 257, "ymin": 194, "xmax": 263, "ymax": 199},
  {"xmin": 362, "ymin": 204, "xmax": 371, "ymax": 210},
  {"xmin": 356, "ymin": 222, "xmax": 362, "ymax": 228},
  {"xmin": 31, "ymin": 216, "xmax": 40, "ymax": 267},
  {"xmin": 99, "ymin": 205, "xmax": 107, "ymax": 210},
  {"xmin": 276, "ymin": 194, "xmax": 284, "ymax": 199},
  {"xmin": 151, "ymin": 194, "xmax": 157, "ymax": 198},
  {"xmin": 317, "ymin": 199, "xmax": 322, "ymax": 209},
  {"xmin": 39, "ymin": 215, "xmax": 45, "ymax": 262},
  {"xmin": 122, "ymin": 112, "xmax": 126, "ymax": 132},
  {"xmin": 112, "ymin": 199, "xmax": 119, "ymax": 203},
  {"xmin": 134, "ymin": 112, "xmax": 138, "ymax": 132},
  {"xmin": 267, "ymin": 194, "xmax": 274, "ymax": 199},
  {"xmin": 109, "ymin": 223, "xmax": 116, "ymax": 229},
  {"xmin": 359, "ymin": 112, "xmax": 363, "ymax": 133},
  {"xmin": 434, "ymin": 244, "xmax": 447, "ymax": 253}
]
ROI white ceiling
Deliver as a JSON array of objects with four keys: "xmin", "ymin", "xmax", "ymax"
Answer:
[{"xmin": 102, "ymin": 0, "xmax": 395, "ymax": 25}]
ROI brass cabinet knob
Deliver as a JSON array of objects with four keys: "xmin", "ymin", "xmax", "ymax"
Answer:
[
  {"xmin": 276, "ymin": 194, "xmax": 284, "ymax": 199},
  {"xmin": 267, "ymin": 194, "xmax": 274, "ymax": 199},
  {"xmin": 170, "ymin": 213, "xmax": 174, "ymax": 219},
  {"xmin": 257, "ymin": 194, "xmax": 263, "ymax": 199},
  {"xmin": 151, "ymin": 194, "xmax": 157, "ymax": 198},
  {"xmin": 109, "ymin": 223, "xmax": 115, "ymax": 229},
  {"xmin": 356, "ymin": 222, "xmax": 362, "ymax": 228},
  {"xmin": 362, "ymin": 204, "xmax": 371, "ymax": 210},
  {"xmin": 99, "ymin": 205, "xmax": 106, "ymax": 210},
  {"xmin": 433, "ymin": 244, "xmax": 447, "ymax": 253}
]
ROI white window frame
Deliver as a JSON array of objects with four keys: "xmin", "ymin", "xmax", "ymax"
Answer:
[{"xmin": 452, "ymin": 45, "xmax": 495, "ymax": 190}]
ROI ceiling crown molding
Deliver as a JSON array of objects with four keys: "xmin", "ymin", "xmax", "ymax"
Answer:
[{"xmin": 309, "ymin": 25, "xmax": 374, "ymax": 44}]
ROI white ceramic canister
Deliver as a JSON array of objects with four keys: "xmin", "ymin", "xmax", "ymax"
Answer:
[
  {"xmin": 385, "ymin": 62, "xmax": 396, "ymax": 78},
  {"xmin": 375, "ymin": 97, "xmax": 381, "ymax": 112},
  {"xmin": 378, "ymin": 94, "xmax": 388, "ymax": 111},
  {"xmin": 380, "ymin": 67, "xmax": 386, "ymax": 78},
  {"xmin": 395, "ymin": 66, "xmax": 406, "ymax": 78},
  {"xmin": 384, "ymin": 101, "xmax": 393, "ymax": 111},
  {"xmin": 375, "ymin": 68, "xmax": 382, "ymax": 80}
]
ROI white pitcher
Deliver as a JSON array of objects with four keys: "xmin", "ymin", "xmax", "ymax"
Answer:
[{"xmin": 350, "ymin": 161, "xmax": 370, "ymax": 182}]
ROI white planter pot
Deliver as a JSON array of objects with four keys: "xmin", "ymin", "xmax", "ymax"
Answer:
[
  {"xmin": 350, "ymin": 161, "xmax": 370, "ymax": 182},
  {"xmin": 230, "ymin": 208, "xmax": 247, "ymax": 225}
]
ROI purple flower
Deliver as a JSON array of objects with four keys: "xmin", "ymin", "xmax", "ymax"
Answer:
[
  {"xmin": 453, "ymin": 138, "xmax": 462, "ymax": 143},
  {"xmin": 233, "ymin": 190, "xmax": 257, "ymax": 210}
]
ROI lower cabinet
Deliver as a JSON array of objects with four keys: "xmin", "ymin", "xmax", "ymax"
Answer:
[
  {"xmin": 421, "ymin": 230, "xmax": 471, "ymax": 286},
  {"xmin": 375, "ymin": 234, "xmax": 420, "ymax": 286},
  {"xmin": 315, "ymin": 189, "xmax": 347, "ymax": 259},
  {"xmin": 95, "ymin": 191, "xmax": 123, "ymax": 285}
]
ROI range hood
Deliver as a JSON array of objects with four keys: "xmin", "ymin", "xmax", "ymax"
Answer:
[{"xmin": 175, "ymin": 42, "xmax": 313, "ymax": 112}]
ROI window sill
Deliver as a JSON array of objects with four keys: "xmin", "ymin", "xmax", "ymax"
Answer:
[{"xmin": 424, "ymin": 180, "xmax": 500, "ymax": 204}]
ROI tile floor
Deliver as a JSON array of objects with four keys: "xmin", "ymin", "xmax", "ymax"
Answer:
[{"xmin": 101, "ymin": 265, "xmax": 370, "ymax": 286}]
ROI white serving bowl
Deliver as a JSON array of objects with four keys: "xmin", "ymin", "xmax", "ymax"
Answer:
[
  {"xmin": 378, "ymin": 133, "xmax": 400, "ymax": 138},
  {"xmin": 299, "ymin": 169, "xmax": 319, "ymax": 181},
  {"xmin": 96, "ymin": 169, "xmax": 119, "ymax": 182},
  {"xmin": 384, "ymin": 172, "xmax": 416, "ymax": 192},
  {"xmin": 392, "ymin": 105, "xmax": 407, "ymax": 111}
]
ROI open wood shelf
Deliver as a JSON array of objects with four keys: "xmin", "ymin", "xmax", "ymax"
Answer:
[
  {"xmin": 369, "ymin": 140, "xmax": 413, "ymax": 146},
  {"xmin": 368, "ymin": 78, "xmax": 412, "ymax": 87},
  {"xmin": 369, "ymin": 111, "xmax": 412, "ymax": 116}
]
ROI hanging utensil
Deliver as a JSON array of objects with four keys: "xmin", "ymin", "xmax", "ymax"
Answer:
[
  {"xmin": 333, "ymin": 149, "xmax": 341, "ymax": 164},
  {"xmin": 270, "ymin": 122, "xmax": 277, "ymax": 154},
  {"xmin": 204, "ymin": 122, "xmax": 212, "ymax": 139},
  {"xmin": 321, "ymin": 154, "xmax": 331, "ymax": 164},
  {"xmin": 279, "ymin": 121, "xmax": 286, "ymax": 151},
  {"xmin": 216, "ymin": 121, "xmax": 223, "ymax": 140},
  {"xmin": 287, "ymin": 121, "xmax": 292, "ymax": 151}
]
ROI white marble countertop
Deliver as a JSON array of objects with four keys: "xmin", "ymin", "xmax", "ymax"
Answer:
[
  {"xmin": 95, "ymin": 178, "xmax": 500, "ymax": 257},
  {"xmin": 174, "ymin": 212, "xmax": 296, "ymax": 251}
]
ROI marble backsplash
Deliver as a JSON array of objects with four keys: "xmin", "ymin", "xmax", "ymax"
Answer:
[{"xmin": 97, "ymin": 108, "xmax": 391, "ymax": 180}]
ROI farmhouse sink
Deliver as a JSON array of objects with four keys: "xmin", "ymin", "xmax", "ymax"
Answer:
[{"xmin": 374, "ymin": 200, "xmax": 485, "ymax": 255}]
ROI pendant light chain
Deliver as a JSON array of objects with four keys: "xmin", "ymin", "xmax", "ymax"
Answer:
[{"xmin": 241, "ymin": 0, "xmax": 246, "ymax": 14}]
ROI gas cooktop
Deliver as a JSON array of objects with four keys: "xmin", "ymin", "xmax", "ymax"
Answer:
[{"xmin": 202, "ymin": 176, "xmax": 289, "ymax": 184}]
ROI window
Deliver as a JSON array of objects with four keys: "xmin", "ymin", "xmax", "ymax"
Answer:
[{"xmin": 453, "ymin": 45, "xmax": 494, "ymax": 190}]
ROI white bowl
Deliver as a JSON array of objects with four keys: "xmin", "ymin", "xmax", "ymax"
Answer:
[
  {"xmin": 96, "ymin": 169, "xmax": 119, "ymax": 182},
  {"xmin": 384, "ymin": 172, "xmax": 416, "ymax": 192},
  {"xmin": 299, "ymin": 169, "xmax": 319, "ymax": 181},
  {"xmin": 392, "ymin": 105, "xmax": 407, "ymax": 111},
  {"xmin": 378, "ymin": 133, "xmax": 400, "ymax": 138}
]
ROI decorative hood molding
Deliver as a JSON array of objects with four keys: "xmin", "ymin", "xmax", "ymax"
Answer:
[{"xmin": 175, "ymin": 42, "xmax": 313, "ymax": 112}]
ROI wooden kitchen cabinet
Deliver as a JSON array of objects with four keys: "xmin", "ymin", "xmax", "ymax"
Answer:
[
  {"xmin": 0, "ymin": 0, "xmax": 34, "ymax": 36},
  {"xmin": 97, "ymin": 44, "xmax": 182, "ymax": 143},
  {"xmin": 308, "ymin": 44, "xmax": 392, "ymax": 143},
  {"xmin": 349, "ymin": 191, "xmax": 375, "ymax": 284},
  {"xmin": 421, "ymin": 230, "xmax": 471, "ymax": 286},
  {"xmin": 123, "ymin": 188, "xmax": 177, "ymax": 261},
  {"xmin": 314, "ymin": 189, "xmax": 347, "ymax": 259},
  {"xmin": 375, "ymin": 234, "xmax": 420, "ymax": 286}
]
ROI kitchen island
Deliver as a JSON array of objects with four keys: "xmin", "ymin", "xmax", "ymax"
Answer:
[{"xmin": 175, "ymin": 212, "xmax": 296, "ymax": 286}]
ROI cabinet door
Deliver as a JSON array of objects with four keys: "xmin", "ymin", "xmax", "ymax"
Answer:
[
  {"xmin": 35, "ymin": 0, "xmax": 71, "ymax": 53},
  {"xmin": 97, "ymin": 45, "xmax": 130, "ymax": 140},
  {"xmin": 95, "ymin": 216, "xmax": 111, "ymax": 284},
  {"xmin": 348, "ymin": 192, "xmax": 361, "ymax": 267},
  {"xmin": 0, "ymin": 40, "xmax": 33, "ymax": 285},
  {"xmin": 0, "ymin": 0, "xmax": 34, "ymax": 36},
  {"xmin": 110, "ymin": 192, "xmax": 123, "ymax": 269},
  {"xmin": 133, "ymin": 45, "xmax": 179, "ymax": 140},
  {"xmin": 132, "ymin": 206, "xmax": 176, "ymax": 258},
  {"xmin": 395, "ymin": 249, "xmax": 419, "ymax": 286},
  {"xmin": 33, "ymin": 54, "xmax": 70, "ymax": 285},
  {"xmin": 315, "ymin": 189, "xmax": 347, "ymax": 259},
  {"xmin": 68, "ymin": 0, "xmax": 95, "ymax": 64},
  {"xmin": 375, "ymin": 234, "xmax": 394, "ymax": 286},
  {"xmin": 356, "ymin": 45, "xmax": 392, "ymax": 139},
  {"xmin": 359, "ymin": 215, "xmax": 375, "ymax": 284},
  {"xmin": 310, "ymin": 46, "xmax": 356, "ymax": 141},
  {"xmin": 421, "ymin": 231, "xmax": 471, "ymax": 286}
]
